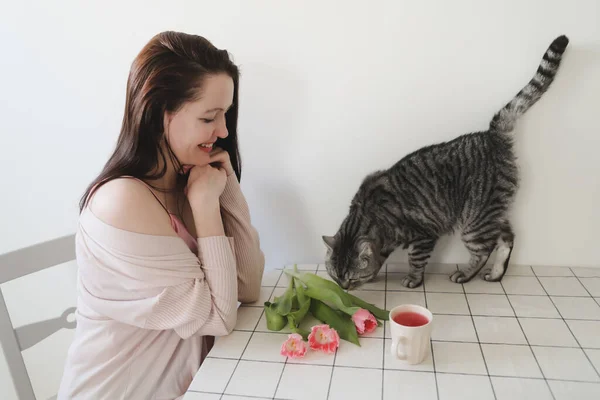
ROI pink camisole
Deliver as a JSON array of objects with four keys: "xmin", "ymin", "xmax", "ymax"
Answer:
[{"xmin": 169, "ymin": 212, "xmax": 198, "ymax": 255}]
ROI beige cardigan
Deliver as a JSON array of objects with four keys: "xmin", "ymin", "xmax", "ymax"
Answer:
[{"xmin": 58, "ymin": 175, "xmax": 265, "ymax": 400}]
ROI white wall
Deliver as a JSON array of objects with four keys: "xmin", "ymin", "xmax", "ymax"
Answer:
[{"xmin": 1, "ymin": 0, "xmax": 599, "ymax": 269}]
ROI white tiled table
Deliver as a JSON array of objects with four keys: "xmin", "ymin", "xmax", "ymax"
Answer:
[{"xmin": 184, "ymin": 264, "xmax": 600, "ymax": 400}]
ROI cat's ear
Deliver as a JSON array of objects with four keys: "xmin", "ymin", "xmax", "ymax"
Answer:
[
  {"xmin": 322, "ymin": 235, "xmax": 335, "ymax": 250},
  {"xmin": 358, "ymin": 239, "xmax": 375, "ymax": 258}
]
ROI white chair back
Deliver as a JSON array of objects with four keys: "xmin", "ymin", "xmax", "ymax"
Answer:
[{"xmin": 0, "ymin": 235, "xmax": 77, "ymax": 400}]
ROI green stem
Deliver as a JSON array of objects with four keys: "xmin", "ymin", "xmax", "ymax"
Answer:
[{"xmin": 287, "ymin": 317, "xmax": 310, "ymax": 340}]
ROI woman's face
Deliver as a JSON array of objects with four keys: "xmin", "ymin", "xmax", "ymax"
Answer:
[{"xmin": 164, "ymin": 73, "xmax": 234, "ymax": 173}]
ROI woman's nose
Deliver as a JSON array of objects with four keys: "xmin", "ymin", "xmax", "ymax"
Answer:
[
  {"xmin": 215, "ymin": 117, "xmax": 228, "ymax": 139},
  {"xmin": 216, "ymin": 128, "xmax": 228, "ymax": 139}
]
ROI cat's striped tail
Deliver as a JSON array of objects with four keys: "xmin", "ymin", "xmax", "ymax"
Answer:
[{"xmin": 489, "ymin": 35, "xmax": 569, "ymax": 134}]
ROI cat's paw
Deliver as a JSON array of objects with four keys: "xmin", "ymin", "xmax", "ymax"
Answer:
[
  {"xmin": 479, "ymin": 266, "xmax": 493, "ymax": 281},
  {"xmin": 401, "ymin": 275, "xmax": 423, "ymax": 288},
  {"xmin": 481, "ymin": 264, "xmax": 505, "ymax": 282},
  {"xmin": 450, "ymin": 270, "xmax": 472, "ymax": 283}
]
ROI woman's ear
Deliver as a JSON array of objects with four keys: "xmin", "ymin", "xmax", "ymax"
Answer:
[{"xmin": 163, "ymin": 111, "xmax": 172, "ymax": 138}]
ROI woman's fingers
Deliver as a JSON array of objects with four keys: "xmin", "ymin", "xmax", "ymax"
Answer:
[{"xmin": 209, "ymin": 147, "xmax": 234, "ymax": 176}]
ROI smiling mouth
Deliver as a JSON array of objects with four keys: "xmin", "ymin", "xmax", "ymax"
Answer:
[{"xmin": 198, "ymin": 143, "xmax": 214, "ymax": 153}]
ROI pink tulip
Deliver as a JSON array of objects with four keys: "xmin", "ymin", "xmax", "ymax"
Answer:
[
  {"xmin": 308, "ymin": 324, "xmax": 340, "ymax": 354},
  {"xmin": 352, "ymin": 308, "xmax": 378, "ymax": 335},
  {"xmin": 280, "ymin": 333, "xmax": 307, "ymax": 358}
]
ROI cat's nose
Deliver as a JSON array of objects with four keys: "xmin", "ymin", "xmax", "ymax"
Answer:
[{"xmin": 339, "ymin": 280, "xmax": 350, "ymax": 290}]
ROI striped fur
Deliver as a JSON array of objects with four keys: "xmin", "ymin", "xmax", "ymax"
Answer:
[{"xmin": 323, "ymin": 35, "xmax": 569, "ymax": 290}]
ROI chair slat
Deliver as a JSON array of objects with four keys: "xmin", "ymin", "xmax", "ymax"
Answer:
[{"xmin": 0, "ymin": 234, "xmax": 75, "ymax": 285}]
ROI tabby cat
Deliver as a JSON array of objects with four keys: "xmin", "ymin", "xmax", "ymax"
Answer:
[{"xmin": 323, "ymin": 35, "xmax": 569, "ymax": 290}]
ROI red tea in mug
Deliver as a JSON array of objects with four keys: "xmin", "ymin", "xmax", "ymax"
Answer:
[{"xmin": 393, "ymin": 311, "xmax": 429, "ymax": 327}]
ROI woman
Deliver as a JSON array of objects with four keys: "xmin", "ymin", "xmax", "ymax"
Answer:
[{"xmin": 58, "ymin": 31, "xmax": 265, "ymax": 400}]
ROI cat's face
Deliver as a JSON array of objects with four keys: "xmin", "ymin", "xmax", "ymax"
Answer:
[{"xmin": 322, "ymin": 235, "xmax": 385, "ymax": 290}]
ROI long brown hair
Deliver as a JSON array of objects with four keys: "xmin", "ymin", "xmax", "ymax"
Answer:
[{"xmin": 79, "ymin": 31, "xmax": 241, "ymax": 212}]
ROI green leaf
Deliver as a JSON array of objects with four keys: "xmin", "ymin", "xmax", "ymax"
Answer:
[
  {"xmin": 263, "ymin": 301, "xmax": 286, "ymax": 331},
  {"xmin": 309, "ymin": 299, "xmax": 360, "ymax": 346},
  {"xmin": 303, "ymin": 286, "xmax": 360, "ymax": 316},
  {"xmin": 275, "ymin": 275, "xmax": 295, "ymax": 316},
  {"xmin": 285, "ymin": 269, "xmax": 390, "ymax": 321},
  {"xmin": 289, "ymin": 294, "xmax": 310, "ymax": 324},
  {"xmin": 294, "ymin": 277, "xmax": 307, "ymax": 304},
  {"xmin": 285, "ymin": 270, "xmax": 354, "ymax": 307},
  {"xmin": 346, "ymin": 292, "xmax": 390, "ymax": 321},
  {"xmin": 287, "ymin": 278, "xmax": 311, "ymax": 333},
  {"xmin": 291, "ymin": 294, "xmax": 300, "ymax": 310}
]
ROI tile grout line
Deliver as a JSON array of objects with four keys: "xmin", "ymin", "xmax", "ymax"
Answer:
[
  {"xmin": 569, "ymin": 267, "xmax": 600, "ymax": 373},
  {"xmin": 501, "ymin": 267, "xmax": 556, "ymax": 400},
  {"xmin": 460, "ymin": 264, "xmax": 497, "ymax": 400},
  {"xmin": 271, "ymin": 357, "xmax": 287, "ymax": 399},
  {"xmin": 381, "ymin": 263, "xmax": 387, "ymax": 400},
  {"xmin": 239, "ymin": 325, "xmax": 598, "ymax": 350},
  {"xmin": 189, "ymin": 389, "xmax": 273, "ymax": 399},
  {"xmin": 190, "ymin": 365, "xmax": 600, "ymax": 396},
  {"xmin": 324, "ymin": 344, "xmax": 338, "ymax": 399},
  {"xmin": 570, "ymin": 267, "xmax": 600, "ymax": 308},
  {"xmin": 422, "ymin": 264, "xmax": 441, "ymax": 400},
  {"xmin": 390, "ymin": 272, "xmax": 582, "ymax": 278},
  {"xmin": 214, "ymin": 337, "xmax": 600, "ymax": 359},
  {"xmin": 244, "ymin": 312, "xmax": 600, "ymax": 322},
  {"xmin": 197, "ymin": 358, "xmax": 600, "ymax": 384},
  {"xmin": 222, "ymin": 272, "xmax": 282, "ymax": 398},
  {"xmin": 270, "ymin": 267, "xmax": 293, "ymax": 400},
  {"xmin": 532, "ymin": 267, "xmax": 600, "ymax": 383},
  {"xmin": 243, "ymin": 294, "xmax": 596, "ymax": 306},
  {"xmin": 271, "ymin": 324, "xmax": 289, "ymax": 397},
  {"xmin": 192, "ymin": 365, "xmax": 600, "ymax": 385},
  {"xmin": 296, "ymin": 286, "xmax": 595, "ymax": 297},
  {"xmin": 324, "ymin": 263, "xmax": 338, "ymax": 400}
]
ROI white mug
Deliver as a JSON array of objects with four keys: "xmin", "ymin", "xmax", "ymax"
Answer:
[{"xmin": 389, "ymin": 304, "xmax": 433, "ymax": 364}]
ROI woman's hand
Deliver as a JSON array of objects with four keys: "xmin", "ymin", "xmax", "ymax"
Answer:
[
  {"xmin": 183, "ymin": 148, "xmax": 234, "ymax": 238},
  {"xmin": 186, "ymin": 164, "xmax": 227, "ymax": 238},
  {"xmin": 186, "ymin": 163, "xmax": 227, "ymax": 205},
  {"xmin": 209, "ymin": 147, "xmax": 235, "ymax": 177}
]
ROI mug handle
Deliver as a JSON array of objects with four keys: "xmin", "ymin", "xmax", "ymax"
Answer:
[{"xmin": 391, "ymin": 336, "xmax": 408, "ymax": 360}]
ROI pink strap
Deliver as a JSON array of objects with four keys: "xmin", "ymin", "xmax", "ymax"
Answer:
[
  {"xmin": 119, "ymin": 176, "xmax": 170, "ymax": 214},
  {"xmin": 86, "ymin": 175, "xmax": 198, "ymax": 253}
]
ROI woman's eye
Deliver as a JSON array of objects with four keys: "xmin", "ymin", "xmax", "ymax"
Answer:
[{"xmin": 200, "ymin": 118, "xmax": 214, "ymax": 123}]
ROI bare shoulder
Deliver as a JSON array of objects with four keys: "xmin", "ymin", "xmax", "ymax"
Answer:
[{"xmin": 88, "ymin": 178, "xmax": 176, "ymax": 236}]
